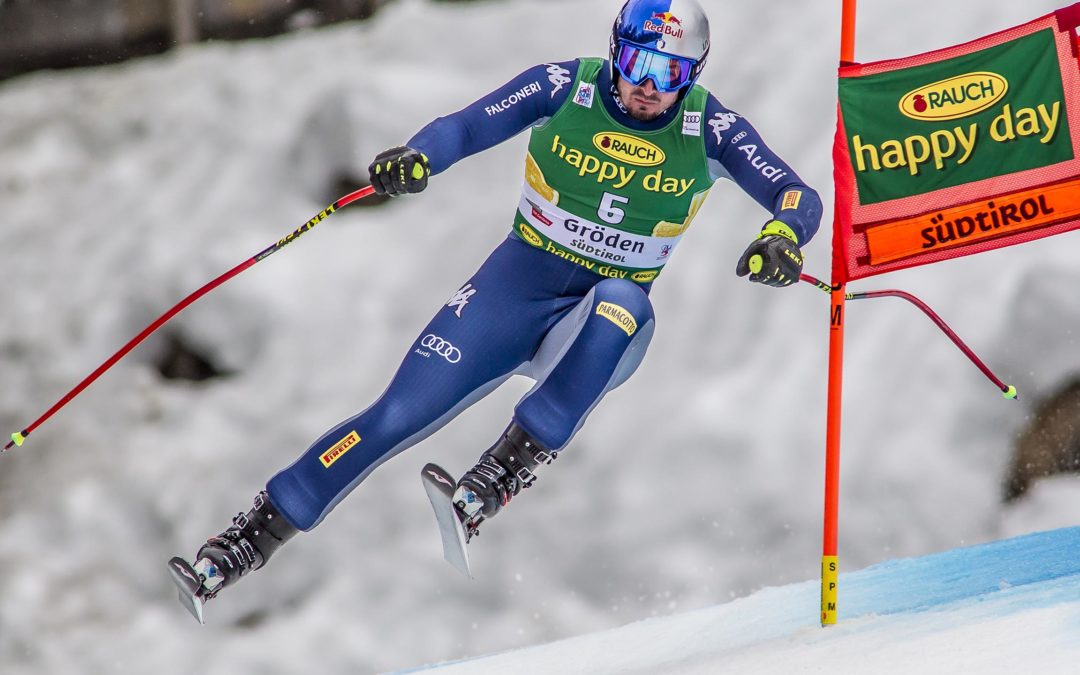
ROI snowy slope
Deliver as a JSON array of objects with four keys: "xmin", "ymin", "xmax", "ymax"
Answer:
[
  {"xmin": 410, "ymin": 527, "xmax": 1080, "ymax": 675},
  {"xmin": 0, "ymin": 1, "xmax": 1078, "ymax": 674}
]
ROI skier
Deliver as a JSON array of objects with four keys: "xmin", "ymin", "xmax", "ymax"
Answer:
[{"xmin": 168, "ymin": 0, "xmax": 822, "ymax": 622}]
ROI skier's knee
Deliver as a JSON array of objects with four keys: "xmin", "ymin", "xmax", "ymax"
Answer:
[{"xmin": 591, "ymin": 278, "xmax": 654, "ymax": 327}]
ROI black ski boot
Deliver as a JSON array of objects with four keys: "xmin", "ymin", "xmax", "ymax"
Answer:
[
  {"xmin": 454, "ymin": 423, "xmax": 555, "ymax": 538},
  {"xmin": 167, "ymin": 491, "xmax": 298, "ymax": 624}
]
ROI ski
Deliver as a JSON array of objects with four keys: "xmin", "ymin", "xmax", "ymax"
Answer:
[
  {"xmin": 421, "ymin": 463, "xmax": 473, "ymax": 578},
  {"xmin": 167, "ymin": 556, "xmax": 210, "ymax": 624}
]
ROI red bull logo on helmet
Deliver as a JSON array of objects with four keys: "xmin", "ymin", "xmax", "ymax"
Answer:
[
  {"xmin": 654, "ymin": 11, "xmax": 682, "ymax": 26},
  {"xmin": 644, "ymin": 12, "xmax": 684, "ymax": 39}
]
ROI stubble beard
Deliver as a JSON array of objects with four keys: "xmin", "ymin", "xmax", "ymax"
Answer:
[
  {"xmin": 627, "ymin": 104, "xmax": 667, "ymax": 122},
  {"xmin": 617, "ymin": 84, "xmax": 672, "ymax": 122}
]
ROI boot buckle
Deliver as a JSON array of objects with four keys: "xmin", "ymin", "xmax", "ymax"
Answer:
[
  {"xmin": 514, "ymin": 465, "xmax": 537, "ymax": 488},
  {"xmin": 532, "ymin": 449, "xmax": 554, "ymax": 465}
]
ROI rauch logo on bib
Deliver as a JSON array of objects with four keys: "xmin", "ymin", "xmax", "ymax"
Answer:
[{"xmin": 593, "ymin": 133, "xmax": 666, "ymax": 167}]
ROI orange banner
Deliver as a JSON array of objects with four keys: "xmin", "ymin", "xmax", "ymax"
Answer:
[{"xmin": 865, "ymin": 177, "xmax": 1080, "ymax": 265}]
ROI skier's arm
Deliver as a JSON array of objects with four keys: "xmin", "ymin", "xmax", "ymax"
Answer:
[
  {"xmin": 704, "ymin": 95, "xmax": 822, "ymax": 245},
  {"xmin": 704, "ymin": 95, "xmax": 822, "ymax": 287},
  {"xmin": 406, "ymin": 60, "xmax": 579, "ymax": 175}
]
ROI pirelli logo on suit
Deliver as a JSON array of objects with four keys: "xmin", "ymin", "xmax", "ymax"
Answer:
[{"xmin": 321, "ymin": 431, "xmax": 361, "ymax": 468}]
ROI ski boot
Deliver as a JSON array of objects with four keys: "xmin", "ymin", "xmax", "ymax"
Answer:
[
  {"xmin": 166, "ymin": 491, "xmax": 298, "ymax": 624},
  {"xmin": 422, "ymin": 423, "xmax": 555, "ymax": 577},
  {"xmin": 455, "ymin": 423, "xmax": 556, "ymax": 539}
]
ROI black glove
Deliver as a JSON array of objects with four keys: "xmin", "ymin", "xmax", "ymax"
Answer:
[
  {"xmin": 368, "ymin": 146, "xmax": 431, "ymax": 196},
  {"xmin": 735, "ymin": 221, "xmax": 804, "ymax": 288}
]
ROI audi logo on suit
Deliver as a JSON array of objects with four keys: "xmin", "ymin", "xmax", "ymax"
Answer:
[{"xmin": 420, "ymin": 334, "xmax": 462, "ymax": 363}]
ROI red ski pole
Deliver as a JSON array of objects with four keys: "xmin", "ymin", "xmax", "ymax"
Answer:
[
  {"xmin": 799, "ymin": 273, "xmax": 1017, "ymax": 399},
  {"xmin": 4, "ymin": 185, "xmax": 377, "ymax": 453}
]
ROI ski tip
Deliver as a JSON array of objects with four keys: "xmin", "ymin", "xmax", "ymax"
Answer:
[
  {"xmin": 421, "ymin": 463, "xmax": 456, "ymax": 490},
  {"xmin": 167, "ymin": 557, "xmax": 207, "ymax": 625}
]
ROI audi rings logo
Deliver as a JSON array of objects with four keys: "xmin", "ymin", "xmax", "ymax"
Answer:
[{"xmin": 420, "ymin": 334, "xmax": 462, "ymax": 363}]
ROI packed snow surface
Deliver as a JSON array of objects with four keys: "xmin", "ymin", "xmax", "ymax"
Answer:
[
  {"xmin": 410, "ymin": 528, "xmax": 1080, "ymax": 674},
  {"xmin": 0, "ymin": 1, "xmax": 1077, "ymax": 673}
]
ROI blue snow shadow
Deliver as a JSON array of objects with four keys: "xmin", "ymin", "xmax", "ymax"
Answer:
[{"xmin": 842, "ymin": 527, "xmax": 1080, "ymax": 617}]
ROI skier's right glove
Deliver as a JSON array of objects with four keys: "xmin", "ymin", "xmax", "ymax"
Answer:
[
  {"xmin": 368, "ymin": 146, "xmax": 431, "ymax": 196},
  {"xmin": 735, "ymin": 220, "xmax": 804, "ymax": 288}
]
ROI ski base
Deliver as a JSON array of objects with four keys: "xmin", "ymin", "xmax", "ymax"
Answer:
[
  {"xmin": 167, "ymin": 556, "xmax": 209, "ymax": 624},
  {"xmin": 421, "ymin": 463, "xmax": 473, "ymax": 578}
]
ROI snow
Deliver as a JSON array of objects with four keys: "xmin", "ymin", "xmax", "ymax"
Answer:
[
  {"xmin": 0, "ymin": 0, "xmax": 1077, "ymax": 673},
  {"xmin": 412, "ymin": 528, "xmax": 1080, "ymax": 674}
]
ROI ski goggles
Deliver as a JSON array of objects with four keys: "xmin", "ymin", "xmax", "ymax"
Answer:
[{"xmin": 614, "ymin": 42, "xmax": 698, "ymax": 93}]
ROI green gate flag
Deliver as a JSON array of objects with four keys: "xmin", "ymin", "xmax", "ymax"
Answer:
[{"xmin": 833, "ymin": 5, "xmax": 1080, "ymax": 282}]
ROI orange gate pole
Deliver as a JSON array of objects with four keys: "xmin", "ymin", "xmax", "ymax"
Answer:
[{"xmin": 821, "ymin": 0, "xmax": 858, "ymax": 627}]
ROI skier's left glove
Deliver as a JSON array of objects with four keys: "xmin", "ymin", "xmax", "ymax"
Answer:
[
  {"xmin": 368, "ymin": 146, "xmax": 431, "ymax": 196},
  {"xmin": 735, "ymin": 221, "xmax": 804, "ymax": 288}
]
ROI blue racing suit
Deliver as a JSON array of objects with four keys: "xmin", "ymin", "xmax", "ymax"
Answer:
[{"xmin": 266, "ymin": 59, "xmax": 823, "ymax": 530}]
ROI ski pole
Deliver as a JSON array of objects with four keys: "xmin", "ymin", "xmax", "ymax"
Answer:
[
  {"xmin": 4, "ymin": 185, "xmax": 377, "ymax": 453},
  {"xmin": 799, "ymin": 273, "xmax": 1017, "ymax": 400}
]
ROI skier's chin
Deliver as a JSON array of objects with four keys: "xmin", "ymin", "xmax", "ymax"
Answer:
[{"xmin": 627, "ymin": 105, "xmax": 667, "ymax": 122}]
